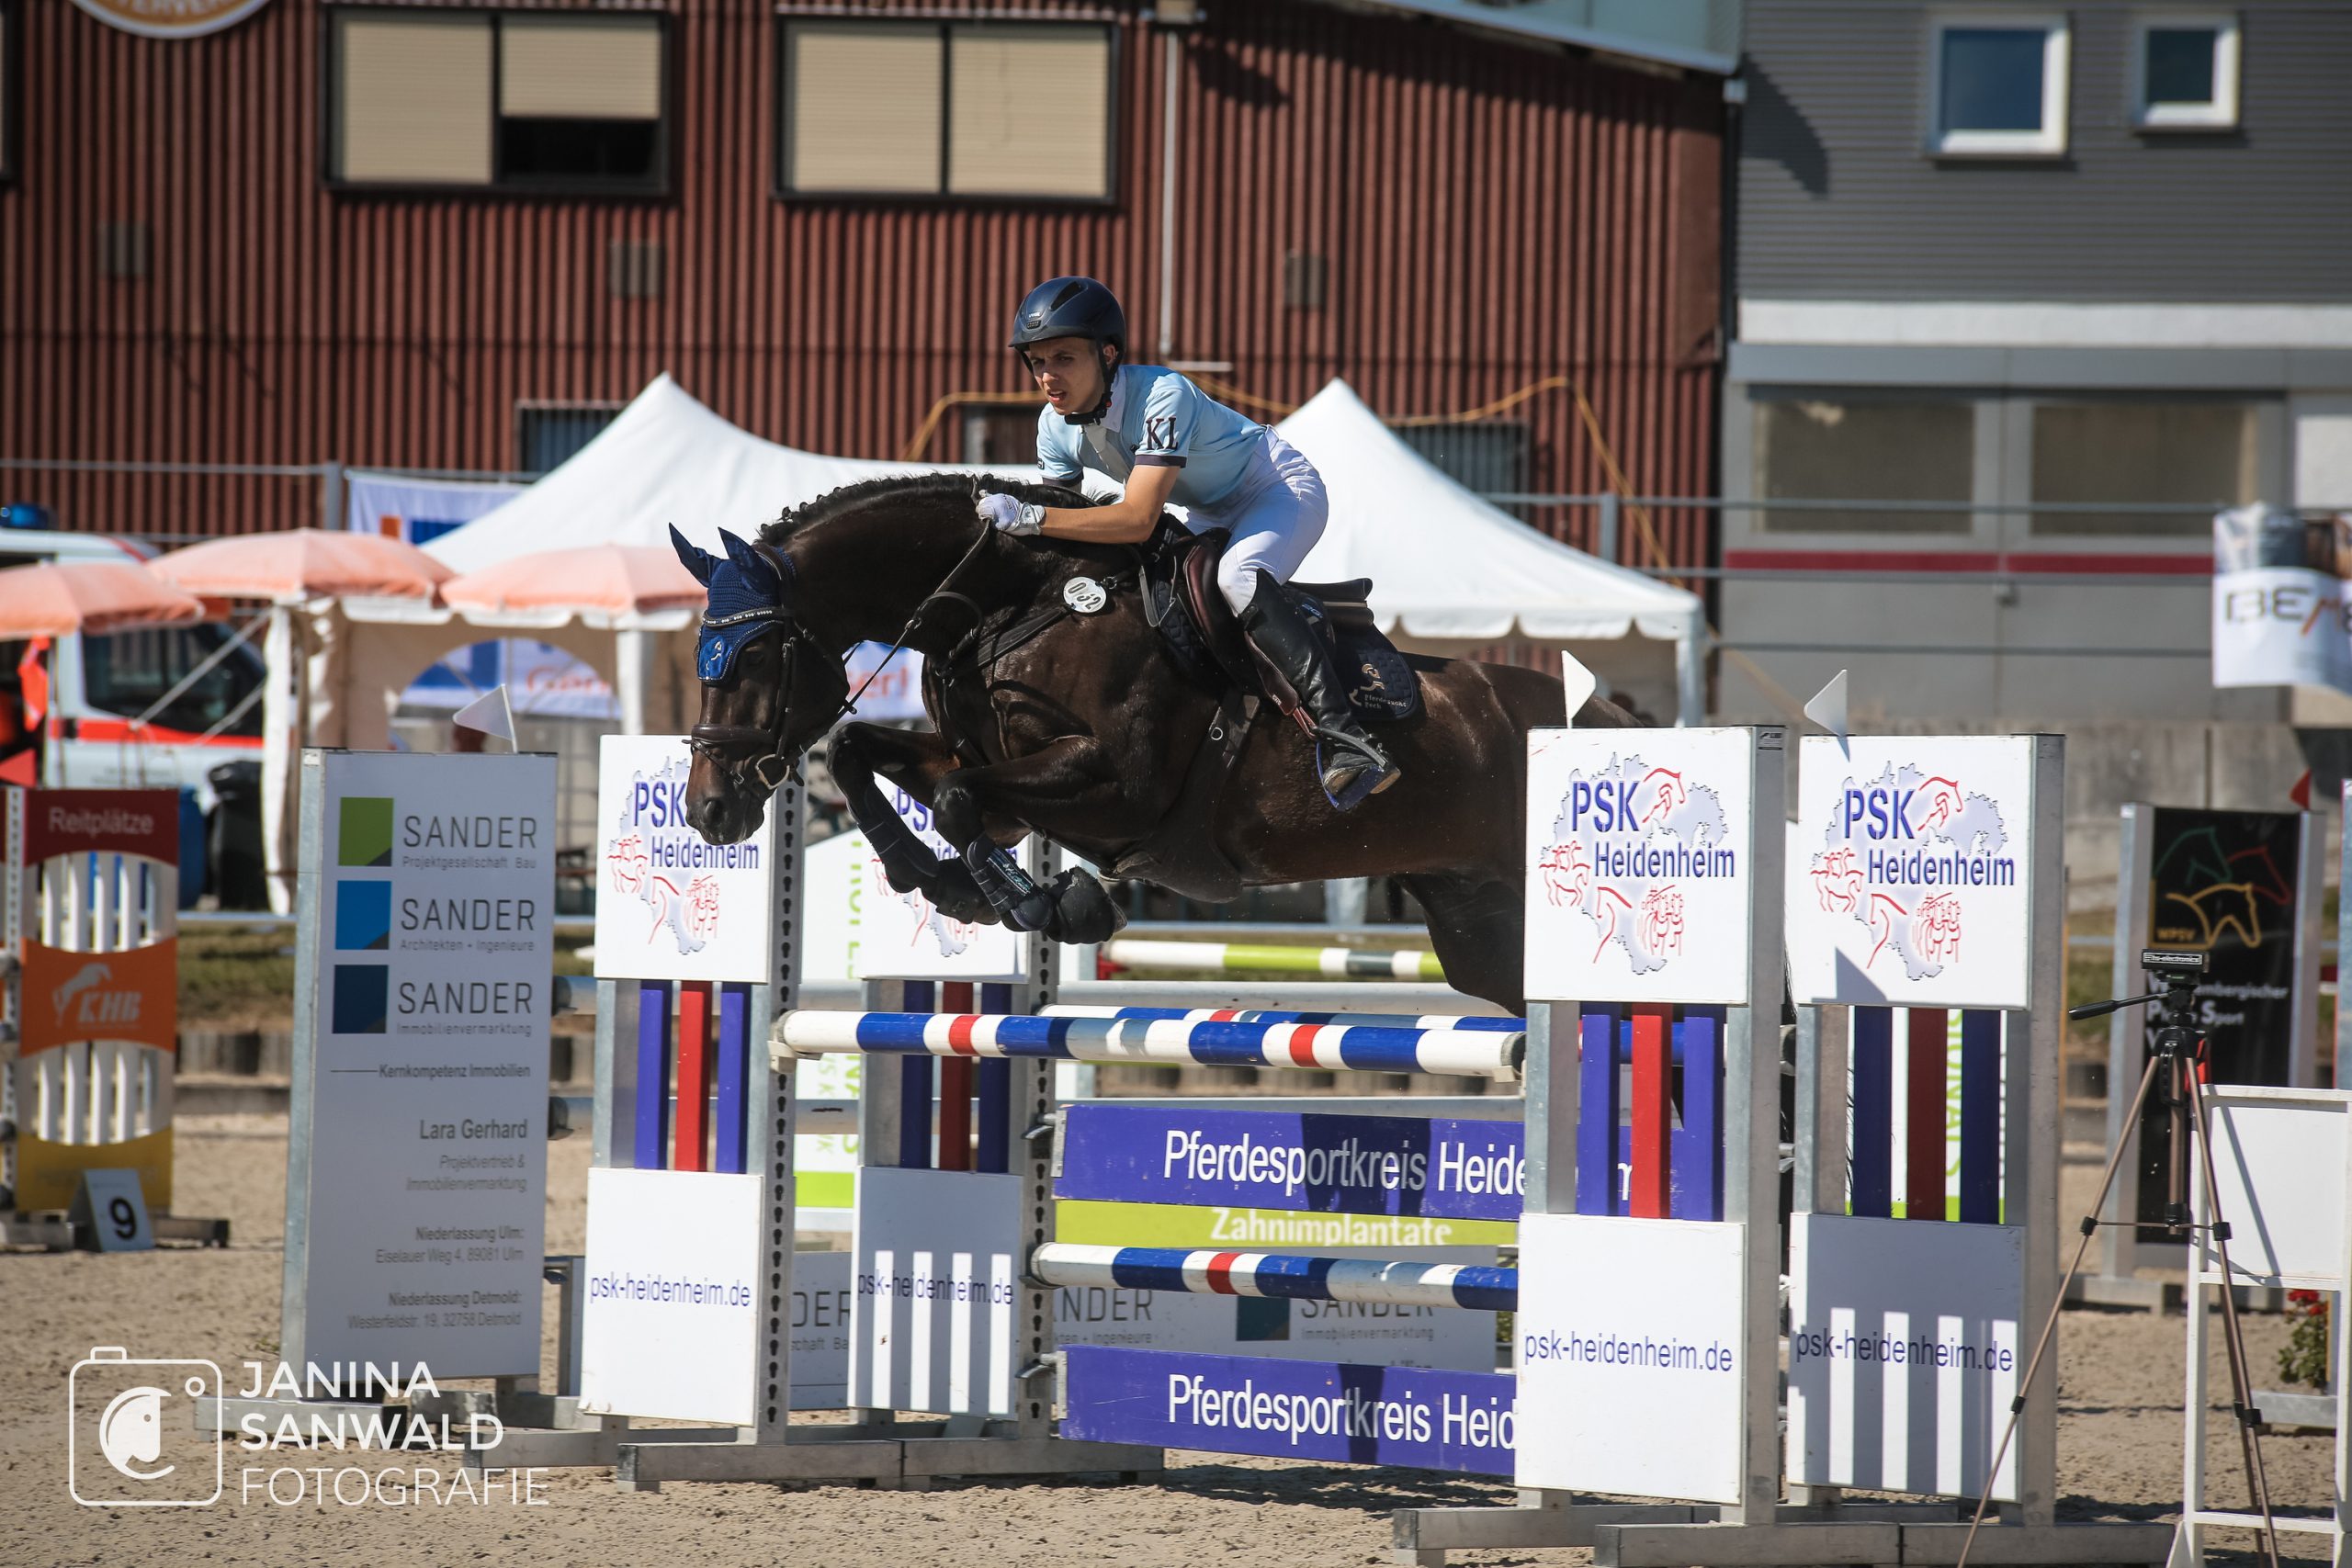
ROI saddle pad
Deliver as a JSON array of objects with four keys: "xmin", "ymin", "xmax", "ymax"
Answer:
[{"xmin": 1310, "ymin": 600, "xmax": 1421, "ymax": 724}]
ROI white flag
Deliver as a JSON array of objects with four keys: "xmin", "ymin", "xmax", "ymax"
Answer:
[{"xmin": 452, "ymin": 684, "xmax": 516, "ymax": 745}]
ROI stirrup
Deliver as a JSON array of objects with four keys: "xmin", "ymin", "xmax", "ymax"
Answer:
[{"xmin": 1315, "ymin": 733, "xmax": 1400, "ymax": 812}]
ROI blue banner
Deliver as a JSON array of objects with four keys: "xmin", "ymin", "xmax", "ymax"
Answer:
[
  {"xmin": 1057, "ymin": 1104, "xmax": 1523, "ymax": 1221},
  {"xmin": 1062, "ymin": 1347, "xmax": 1514, "ymax": 1473}
]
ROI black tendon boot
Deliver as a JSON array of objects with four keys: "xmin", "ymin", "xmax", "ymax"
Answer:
[{"xmin": 1238, "ymin": 583, "xmax": 1401, "ymax": 808}]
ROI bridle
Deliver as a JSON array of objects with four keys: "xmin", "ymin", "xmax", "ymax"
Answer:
[
  {"xmin": 684, "ymin": 587, "xmax": 836, "ymax": 793},
  {"xmin": 685, "ymin": 503, "xmax": 1002, "ymax": 794}
]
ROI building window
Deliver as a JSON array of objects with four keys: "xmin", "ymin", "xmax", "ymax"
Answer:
[
  {"xmin": 778, "ymin": 19, "xmax": 1114, "ymax": 201},
  {"xmin": 327, "ymin": 8, "xmax": 667, "ymax": 193},
  {"xmin": 518, "ymin": 403, "xmax": 623, "ymax": 474},
  {"xmin": 2132, "ymin": 13, "xmax": 2240, "ymax": 130},
  {"xmin": 1753, "ymin": 397, "xmax": 1975, "ymax": 535},
  {"xmin": 2030, "ymin": 400, "xmax": 2258, "ymax": 537},
  {"xmin": 1928, "ymin": 15, "xmax": 2070, "ymax": 156}
]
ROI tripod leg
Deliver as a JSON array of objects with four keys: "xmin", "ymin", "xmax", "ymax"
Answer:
[
  {"xmin": 2183, "ymin": 1070, "xmax": 2282, "ymax": 1568},
  {"xmin": 1958, "ymin": 1054, "xmax": 2169, "ymax": 1567}
]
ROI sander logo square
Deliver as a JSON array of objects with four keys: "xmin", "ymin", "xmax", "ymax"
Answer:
[{"xmin": 338, "ymin": 796, "xmax": 393, "ymax": 867}]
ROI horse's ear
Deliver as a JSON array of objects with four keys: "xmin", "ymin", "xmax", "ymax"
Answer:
[
  {"xmin": 719, "ymin": 528, "xmax": 784, "ymax": 596},
  {"xmin": 670, "ymin": 524, "xmax": 722, "ymax": 587}
]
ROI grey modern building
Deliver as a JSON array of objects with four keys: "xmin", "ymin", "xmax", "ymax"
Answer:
[{"xmin": 1719, "ymin": 1, "xmax": 2352, "ymax": 729}]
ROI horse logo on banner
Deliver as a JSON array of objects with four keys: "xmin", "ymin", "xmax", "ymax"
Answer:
[
  {"xmin": 1539, "ymin": 757, "xmax": 1732, "ymax": 973},
  {"xmin": 607, "ymin": 757, "xmax": 722, "ymax": 957},
  {"xmin": 1807, "ymin": 764, "xmax": 2011, "ymax": 981}
]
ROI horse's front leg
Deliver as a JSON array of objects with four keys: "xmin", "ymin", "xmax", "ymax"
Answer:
[
  {"xmin": 929, "ymin": 736, "xmax": 1129, "ymax": 944},
  {"xmin": 826, "ymin": 724, "xmax": 994, "ymax": 924}
]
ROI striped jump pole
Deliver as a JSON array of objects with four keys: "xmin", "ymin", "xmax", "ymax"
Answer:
[
  {"xmin": 775, "ymin": 1010, "xmax": 1522, "ymax": 1081},
  {"xmin": 1033, "ymin": 1243, "xmax": 1517, "ymax": 1313},
  {"xmin": 1044, "ymin": 1004, "xmax": 1521, "ymax": 1032},
  {"xmin": 1102, "ymin": 938, "xmax": 1445, "ymax": 982}
]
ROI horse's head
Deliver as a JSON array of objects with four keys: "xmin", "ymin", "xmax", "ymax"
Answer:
[{"xmin": 673, "ymin": 524, "xmax": 849, "ymax": 844}]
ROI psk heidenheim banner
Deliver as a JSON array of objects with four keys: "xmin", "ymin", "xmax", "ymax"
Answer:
[
  {"xmin": 1787, "ymin": 736, "xmax": 2036, "ymax": 1010},
  {"xmin": 2212, "ymin": 503, "xmax": 2352, "ymax": 694},
  {"xmin": 287, "ymin": 751, "xmax": 554, "ymax": 1378},
  {"xmin": 594, "ymin": 735, "xmax": 775, "ymax": 984},
  {"xmin": 1523, "ymin": 728, "xmax": 1758, "ymax": 1005}
]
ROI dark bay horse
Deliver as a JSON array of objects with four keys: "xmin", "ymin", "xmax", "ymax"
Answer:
[{"xmin": 674, "ymin": 473, "xmax": 1636, "ymax": 1013}]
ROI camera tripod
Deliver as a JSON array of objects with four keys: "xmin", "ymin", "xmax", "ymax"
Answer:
[{"xmin": 1958, "ymin": 950, "xmax": 2278, "ymax": 1568}]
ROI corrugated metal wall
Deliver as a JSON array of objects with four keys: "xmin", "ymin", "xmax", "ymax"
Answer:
[{"xmin": 2, "ymin": 0, "xmax": 1721, "ymax": 567}]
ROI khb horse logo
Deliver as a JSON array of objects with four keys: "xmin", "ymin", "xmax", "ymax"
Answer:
[
  {"xmin": 1808, "ymin": 764, "xmax": 2014, "ymax": 980},
  {"xmin": 1539, "ymin": 756, "xmax": 1734, "ymax": 973}
]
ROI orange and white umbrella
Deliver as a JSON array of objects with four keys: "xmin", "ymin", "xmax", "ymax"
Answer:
[
  {"xmin": 0, "ymin": 559, "xmax": 208, "ymax": 637},
  {"xmin": 151, "ymin": 527, "xmax": 450, "ymax": 605},
  {"xmin": 438, "ymin": 543, "xmax": 705, "ymax": 628},
  {"xmin": 151, "ymin": 530, "xmax": 449, "ymax": 921}
]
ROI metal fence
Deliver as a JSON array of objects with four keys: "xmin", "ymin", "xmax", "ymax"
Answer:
[
  {"xmin": 1472, "ymin": 493, "xmax": 2352, "ymax": 583},
  {"xmin": 9, "ymin": 454, "xmax": 2347, "ymax": 669}
]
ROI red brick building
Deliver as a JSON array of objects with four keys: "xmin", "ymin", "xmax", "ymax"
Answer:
[{"xmin": 2, "ymin": 0, "xmax": 1724, "ymax": 566}]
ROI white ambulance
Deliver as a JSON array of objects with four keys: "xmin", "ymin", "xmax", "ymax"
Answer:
[{"xmin": 0, "ymin": 530, "xmax": 266, "ymax": 809}]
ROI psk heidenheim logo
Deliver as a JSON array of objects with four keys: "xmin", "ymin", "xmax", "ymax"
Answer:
[
  {"xmin": 1808, "ymin": 765, "xmax": 2013, "ymax": 978},
  {"xmin": 1538, "ymin": 754, "xmax": 1733, "ymax": 971},
  {"xmin": 605, "ymin": 757, "xmax": 762, "ymax": 956}
]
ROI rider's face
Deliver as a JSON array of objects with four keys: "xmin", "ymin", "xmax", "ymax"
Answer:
[{"xmin": 1025, "ymin": 336, "xmax": 1112, "ymax": 413}]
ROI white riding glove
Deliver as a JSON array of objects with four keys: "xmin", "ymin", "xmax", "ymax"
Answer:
[{"xmin": 978, "ymin": 492, "xmax": 1046, "ymax": 536}]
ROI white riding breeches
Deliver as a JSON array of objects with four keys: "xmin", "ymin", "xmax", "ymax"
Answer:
[{"xmin": 1188, "ymin": 431, "xmax": 1330, "ymax": 615}]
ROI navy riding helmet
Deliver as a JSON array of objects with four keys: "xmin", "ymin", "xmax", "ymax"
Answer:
[{"xmin": 1011, "ymin": 276, "xmax": 1126, "ymax": 419}]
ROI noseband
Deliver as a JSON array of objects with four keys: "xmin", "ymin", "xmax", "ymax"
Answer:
[{"xmin": 685, "ymin": 506, "xmax": 1001, "ymax": 794}]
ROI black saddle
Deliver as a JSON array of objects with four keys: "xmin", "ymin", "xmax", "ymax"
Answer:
[{"xmin": 1141, "ymin": 525, "xmax": 1422, "ymax": 725}]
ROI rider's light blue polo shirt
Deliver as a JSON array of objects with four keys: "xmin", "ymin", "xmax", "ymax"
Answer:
[{"xmin": 1036, "ymin": 364, "xmax": 1267, "ymax": 512}]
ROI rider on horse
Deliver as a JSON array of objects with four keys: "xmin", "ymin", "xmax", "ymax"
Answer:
[{"xmin": 973, "ymin": 276, "xmax": 1402, "ymax": 809}]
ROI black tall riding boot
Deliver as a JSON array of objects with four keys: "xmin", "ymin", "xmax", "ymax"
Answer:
[{"xmin": 1238, "ymin": 585, "xmax": 1402, "ymax": 807}]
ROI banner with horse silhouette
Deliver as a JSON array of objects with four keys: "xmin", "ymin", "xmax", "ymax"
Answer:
[{"xmin": 2124, "ymin": 804, "xmax": 2322, "ymax": 1244}]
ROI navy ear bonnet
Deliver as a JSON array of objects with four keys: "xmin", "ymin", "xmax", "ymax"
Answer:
[{"xmin": 673, "ymin": 525, "xmax": 795, "ymax": 682}]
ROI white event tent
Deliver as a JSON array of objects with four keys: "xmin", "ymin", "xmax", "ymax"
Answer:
[
  {"xmin": 1280, "ymin": 379, "xmax": 1703, "ymax": 723},
  {"xmin": 311, "ymin": 374, "xmax": 1009, "ymax": 755},
  {"xmin": 315, "ymin": 369, "xmax": 1705, "ymax": 755}
]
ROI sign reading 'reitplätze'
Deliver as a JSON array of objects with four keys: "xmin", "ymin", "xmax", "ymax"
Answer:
[
  {"xmin": 1787, "ymin": 735, "xmax": 2036, "ymax": 1010},
  {"xmin": 1523, "ymin": 728, "xmax": 1770, "ymax": 1006}
]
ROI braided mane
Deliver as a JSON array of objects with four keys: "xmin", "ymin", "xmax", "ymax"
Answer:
[{"xmin": 760, "ymin": 472, "xmax": 1093, "ymax": 547}]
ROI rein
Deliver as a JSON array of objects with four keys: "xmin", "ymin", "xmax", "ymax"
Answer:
[
  {"xmin": 944, "ymin": 563, "xmax": 1133, "ymax": 674},
  {"xmin": 687, "ymin": 515, "xmax": 1000, "ymax": 791},
  {"xmin": 842, "ymin": 512, "xmax": 998, "ymax": 714}
]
